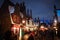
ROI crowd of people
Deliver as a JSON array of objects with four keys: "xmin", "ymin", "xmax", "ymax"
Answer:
[{"xmin": 0, "ymin": 23, "xmax": 60, "ymax": 40}]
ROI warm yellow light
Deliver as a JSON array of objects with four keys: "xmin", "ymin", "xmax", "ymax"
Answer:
[
  {"xmin": 40, "ymin": 25, "xmax": 44, "ymax": 28},
  {"xmin": 23, "ymin": 34, "xmax": 29, "ymax": 40},
  {"xmin": 30, "ymin": 28, "xmax": 34, "ymax": 31},
  {"xmin": 11, "ymin": 27, "xmax": 16, "ymax": 34},
  {"xmin": 26, "ymin": 27, "xmax": 29, "ymax": 29},
  {"xmin": 45, "ymin": 27, "xmax": 48, "ymax": 30},
  {"xmin": 22, "ymin": 20, "xmax": 25, "ymax": 24},
  {"xmin": 34, "ymin": 27, "xmax": 37, "ymax": 30},
  {"xmin": 54, "ymin": 19, "xmax": 57, "ymax": 23},
  {"xmin": 56, "ymin": 28, "xmax": 58, "ymax": 30},
  {"xmin": 53, "ymin": 27, "xmax": 56, "ymax": 29}
]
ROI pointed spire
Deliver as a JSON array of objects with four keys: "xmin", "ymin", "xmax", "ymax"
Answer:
[
  {"xmin": 16, "ymin": 2, "xmax": 19, "ymax": 6},
  {"xmin": 54, "ymin": 4, "xmax": 56, "ymax": 13},
  {"xmin": 2, "ymin": 0, "xmax": 14, "ymax": 7},
  {"xmin": 54, "ymin": 4, "xmax": 56, "ymax": 9},
  {"xmin": 30, "ymin": 9, "xmax": 32, "ymax": 18},
  {"xmin": 1, "ymin": 0, "xmax": 10, "ymax": 7},
  {"xmin": 27, "ymin": 9, "xmax": 29, "ymax": 17},
  {"xmin": 20, "ymin": 1, "xmax": 26, "ymax": 15},
  {"xmin": 34, "ymin": 18, "xmax": 37, "ymax": 22},
  {"xmin": 38, "ymin": 17, "xmax": 40, "ymax": 22},
  {"xmin": 22, "ymin": 1, "xmax": 25, "ymax": 6},
  {"xmin": 54, "ymin": 4, "xmax": 57, "ymax": 19},
  {"xmin": 14, "ymin": 2, "xmax": 20, "ymax": 15}
]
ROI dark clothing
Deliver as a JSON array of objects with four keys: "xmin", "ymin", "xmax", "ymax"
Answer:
[
  {"xmin": 45, "ymin": 30, "xmax": 54, "ymax": 40},
  {"xmin": 4, "ymin": 30, "xmax": 12, "ymax": 40},
  {"xmin": 28, "ymin": 34, "xmax": 34, "ymax": 40},
  {"xmin": 4, "ymin": 30, "xmax": 17, "ymax": 40},
  {"xmin": 39, "ymin": 30, "xmax": 46, "ymax": 40}
]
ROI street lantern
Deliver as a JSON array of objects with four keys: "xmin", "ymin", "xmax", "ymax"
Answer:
[
  {"xmin": 40, "ymin": 25, "xmax": 44, "ymax": 28},
  {"xmin": 54, "ymin": 19, "xmax": 57, "ymax": 23},
  {"xmin": 22, "ymin": 20, "xmax": 25, "ymax": 24},
  {"xmin": 53, "ymin": 19, "xmax": 57, "ymax": 26}
]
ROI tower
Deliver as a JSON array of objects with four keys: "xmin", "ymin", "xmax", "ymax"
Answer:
[
  {"xmin": 53, "ymin": 5, "xmax": 58, "ymax": 27},
  {"xmin": 15, "ymin": 3, "xmax": 20, "ymax": 15},
  {"xmin": 30, "ymin": 9, "xmax": 32, "ymax": 18},
  {"xmin": 26, "ymin": 9, "xmax": 29, "ymax": 18},
  {"xmin": 20, "ymin": 2, "xmax": 26, "ymax": 17},
  {"xmin": 54, "ymin": 5, "xmax": 58, "ymax": 20}
]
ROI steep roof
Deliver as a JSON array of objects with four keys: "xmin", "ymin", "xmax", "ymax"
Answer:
[{"xmin": 1, "ymin": 0, "xmax": 15, "ymax": 8}]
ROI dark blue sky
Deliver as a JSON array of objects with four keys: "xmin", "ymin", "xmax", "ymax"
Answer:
[{"xmin": 0, "ymin": 0, "xmax": 60, "ymax": 20}]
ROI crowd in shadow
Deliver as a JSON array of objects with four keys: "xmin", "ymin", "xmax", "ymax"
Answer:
[
  {"xmin": 0, "ymin": 24, "xmax": 60, "ymax": 40},
  {"xmin": 0, "ymin": 30, "xmax": 17, "ymax": 40},
  {"xmin": 38, "ymin": 29, "xmax": 55, "ymax": 40}
]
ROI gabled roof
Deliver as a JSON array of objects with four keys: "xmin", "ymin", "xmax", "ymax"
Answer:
[{"xmin": 1, "ymin": 0, "xmax": 15, "ymax": 8}]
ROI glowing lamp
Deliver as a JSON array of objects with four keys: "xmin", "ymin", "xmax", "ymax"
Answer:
[{"xmin": 22, "ymin": 20, "xmax": 25, "ymax": 24}]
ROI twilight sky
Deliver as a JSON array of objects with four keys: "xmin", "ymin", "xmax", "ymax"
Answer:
[{"xmin": 0, "ymin": 0, "xmax": 60, "ymax": 20}]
